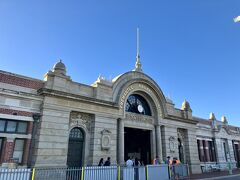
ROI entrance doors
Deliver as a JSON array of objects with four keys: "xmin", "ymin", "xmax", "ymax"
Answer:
[
  {"xmin": 67, "ymin": 127, "xmax": 84, "ymax": 167},
  {"xmin": 124, "ymin": 127, "xmax": 151, "ymax": 165}
]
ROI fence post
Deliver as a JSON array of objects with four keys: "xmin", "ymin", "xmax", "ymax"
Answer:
[
  {"xmin": 145, "ymin": 165, "xmax": 148, "ymax": 180},
  {"xmin": 168, "ymin": 165, "xmax": 171, "ymax": 178},
  {"xmin": 31, "ymin": 168, "xmax": 35, "ymax": 180},
  {"xmin": 81, "ymin": 167, "xmax": 84, "ymax": 180},
  {"xmin": 118, "ymin": 166, "xmax": 121, "ymax": 180}
]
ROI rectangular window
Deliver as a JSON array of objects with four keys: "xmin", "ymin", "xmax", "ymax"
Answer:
[
  {"xmin": 197, "ymin": 140, "xmax": 202, "ymax": 162},
  {"xmin": 0, "ymin": 119, "xmax": 28, "ymax": 134},
  {"xmin": 209, "ymin": 141, "xmax": 216, "ymax": 162},
  {"xmin": 0, "ymin": 120, "xmax": 6, "ymax": 131},
  {"xmin": 13, "ymin": 139, "xmax": 25, "ymax": 163},
  {"xmin": 6, "ymin": 121, "xmax": 17, "ymax": 132},
  {"xmin": 223, "ymin": 142, "xmax": 228, "ymax": 161},
  {"xmin": 17, "ymin": 122, "xmax": 27, "ymax": 133}
]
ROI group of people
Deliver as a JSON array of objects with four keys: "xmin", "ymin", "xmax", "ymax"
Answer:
[
  {"xmin": 98, "ymin": 157, "xmax": 111, "ymax": 166},
  {"xmin": 153, "ymin": 155, "xmax": 181, "ymax": 166},
  {"xmin": 98, "ymin": 155, "xmax": 181, "ymax": 167},
  {"xmin": 125, "ymin": 156, "xmax": 143, "ymax": 167}
]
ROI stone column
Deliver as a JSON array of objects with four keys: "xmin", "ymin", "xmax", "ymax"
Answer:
[
  {"xmin": 22, "ymin": 139, "xmax": 31, "ymax": 165},
  {"xmin": 151, "ymin": 128, "xmax": 156, "ymax": 162},
  {"xmin": 118, "ymin": 118, "xmax": 124, "ymax": 165},
  {"xmin": 156, "ymin": 125, "xmax": 162, "ymax": 161},
  {"xmin": 198, "ymin": 140, "xmax": 204, "ymax": 162},
  {"xmin": 228, "ymin": 140, "xmax": 235, "ymax": 162},
  {"xmin": 204, "ymin": 140, "xmax": 210, "ymax": 162}
]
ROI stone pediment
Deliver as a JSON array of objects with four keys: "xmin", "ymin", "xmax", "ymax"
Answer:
[{"xmin": 217, "ymin": 126, "xmax": 231, "ymax": 136}]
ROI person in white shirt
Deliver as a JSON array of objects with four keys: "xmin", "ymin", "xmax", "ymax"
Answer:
[{"xmin": 126, "ymin": 156, "xmax": 133, "ymax": 167}]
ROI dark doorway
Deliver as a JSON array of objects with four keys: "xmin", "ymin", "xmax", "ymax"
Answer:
[
  {"xmin": 124, "ymin": 127, "xmax": 151, "ymax": 165},
  {"xmin": 67, "ymin": 128, "xmax": 84, "ymax": 167},
  {"xmin": 234, "ymin": 144, "xmax": 240, "ymax": 168},
  {"xmin": 178, "ymin": 138, "xmax": 184, "ymax": 163}
]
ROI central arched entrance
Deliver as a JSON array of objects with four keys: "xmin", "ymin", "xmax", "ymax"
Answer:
[
  {"xmin": 67, "ymin": 127, "xmax": 84, "ymax": 167},
  {"xmin": 124, "ymin": 94, "xmax": 152, "ymax": 165}
]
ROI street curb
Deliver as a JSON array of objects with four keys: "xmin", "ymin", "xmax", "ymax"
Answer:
[{"xmin": 196, "ymin": 173, "xmax": 240, "ymax": 180}]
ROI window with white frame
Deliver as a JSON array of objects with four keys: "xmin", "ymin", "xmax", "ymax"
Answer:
[{"xmin": 13, "ymin": 139, "xmax": 25, "ymax": 163}]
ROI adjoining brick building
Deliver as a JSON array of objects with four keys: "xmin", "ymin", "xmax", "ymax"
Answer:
[
  {"xmin": 0, "ymin": 71, "xmax": 43, "ymax": 167},
  {"xmin": 0, "ymin": 59, "xmax": 239, "ymax": 174}
]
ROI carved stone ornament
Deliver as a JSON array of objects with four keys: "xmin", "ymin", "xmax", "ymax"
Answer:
[
  {"xmin": 101, "ymin": 129, "xmax": 111, "ymax": 150},
  {"xmin": 125, "ymin": 113, "xmax": 153, "ymax": 124},
  {"xmin": 169, "ymin": 136, "xmax": 176, "ymax": 153},
  {"xmin": 70, "ymin": 112, "xmax": 92, "ymax": 131}
]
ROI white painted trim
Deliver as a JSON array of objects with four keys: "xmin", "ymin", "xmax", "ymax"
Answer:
[
  {"xmin": 0, "ymin": 133, "xmax": 31, "ymax": 139},
  {"xmin": 0, "ymin": 113, "xmax": 33, "ymax": 122},
  {"xmin": 197, "ymin": 137, "xmax": 213, "ymax": 141}
]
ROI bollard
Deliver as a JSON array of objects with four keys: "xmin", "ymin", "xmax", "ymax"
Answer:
[
  {"xmin": 31, "ymin": 168, "xmax": 35, "ymax": 180},
  {"xmin": 228, "ymin": 162, "xmax": 232, "ymax": 175}
]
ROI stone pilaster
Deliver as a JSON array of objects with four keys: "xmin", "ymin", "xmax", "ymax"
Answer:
[
  {"xmin": 185, "ymin": 130, "xmax": 201, "ymax": 174},
  {"xmin": 228, "ymin": 140, "xmax": 236, "ymax": 162},
  {"xmin": 151, "ymin": 128, "xmax": 156, "ymax": 162},
  {"xmin": 215, "ymin": 138, "xmax": 225, "ymax": 162},
  {"xmin": 22, "ymin": 139, "xmax": 31, "ymax": 165},
  {"xmin": 198, "ymin": 140, "xmax": 204, "ymax": 162},
  {"xmin": 155, "ymin": 125, "xmax": 162, "ymax": 161},
  {"xmin": 204, "ymin": 140, "xmax": 210, "ymax": 162},
  {"xmin": 32, "ymin": 106, "xmax": 70, "ymax": 167},
  {"xmin": 118, "ymin": 118, "xmax": 124, "ymax": 165},
  {"xmin": 3, "ymin": 138, "xmax": 14, "ymax": 163}
]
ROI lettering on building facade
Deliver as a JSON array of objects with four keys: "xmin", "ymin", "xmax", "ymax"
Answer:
[{"xmin": 119, "ymin": 83, "xmax": 156, "ymax": 109}]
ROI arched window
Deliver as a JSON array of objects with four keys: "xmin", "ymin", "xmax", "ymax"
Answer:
[
  {"xmin": 125, "ymin": 94, "xmax": 151, "ymax": 116},
  {"xmin": 69, "ymin": 127, "xmax": 84, "ymax": 140}
]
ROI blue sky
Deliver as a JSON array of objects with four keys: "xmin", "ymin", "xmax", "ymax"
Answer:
[{"xmin": 0, "ymin": 1, "xmax": 240, "ymax": 126}]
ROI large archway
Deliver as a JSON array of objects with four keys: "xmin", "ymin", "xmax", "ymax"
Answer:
[
  {"xmin": 67, "ymin": 127, "xmax": 85, "ymax": 167},
  {"xmin": 124, "ymin": 94, "xmax": 153, "ymax": 165}
]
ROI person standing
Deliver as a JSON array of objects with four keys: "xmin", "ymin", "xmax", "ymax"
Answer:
[
  {"xmin": 153, "ymin": 156, "xmax": 160, "ymax": 165},
  {"xmin": 166, "ymin": 156, "xmax": 172, "ymax": 165},
  {"xmin": 98, "ymin": 158, "xmax": 104, "ymax": 166},
  {"xmin": 126, "ymin": 156, "xmax": 133, "ymax": 167},
  {"xmin": 104, "ymin": 157, "xmax": 111, "ymax": 166}
]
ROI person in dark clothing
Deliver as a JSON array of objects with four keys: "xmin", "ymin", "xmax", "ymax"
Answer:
[
  {"xmin": 135, "ymin": 157, "xmax": 140, "ymax": 166},
  {"xmin": 98, "ymin": 158, "xmax": 104, "ymax": 166},
  {"xmin": 103, "ymin": 157, "xmax": 111, "ymax": 166}
]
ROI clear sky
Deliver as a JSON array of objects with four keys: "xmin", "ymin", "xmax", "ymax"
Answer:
[{"xmin": 0, "ymin": 0, "xmax": 240, "ymax": 126}]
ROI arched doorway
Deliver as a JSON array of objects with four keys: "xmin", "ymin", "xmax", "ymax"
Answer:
[
  {"xmin": 124, "ymin": 94, "xmax": 152, "ymax": 164},
  {"xmin": 67, "ymin": 127, "xmax": 84, "ymax": 167}
]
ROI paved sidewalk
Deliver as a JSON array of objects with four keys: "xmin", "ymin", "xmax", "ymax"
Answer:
[{"xmin": 188, "ymin": 169, "xmax": 240, "ymax": 179}]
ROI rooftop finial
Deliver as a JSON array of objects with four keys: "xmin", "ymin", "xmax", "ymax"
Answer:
[{"xmin": 134, "ymin": 27, "xmax": 142, "ymax": 72}]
